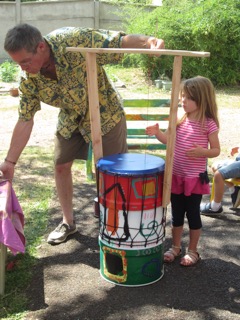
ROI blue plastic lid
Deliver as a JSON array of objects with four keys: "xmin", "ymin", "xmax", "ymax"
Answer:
[{"xmin": 97, "ymin": 153, "xmax": 165, "ymax": 175}]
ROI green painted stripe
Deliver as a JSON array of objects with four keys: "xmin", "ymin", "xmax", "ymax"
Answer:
[
  {"xmin": 123, "ymin": 98, "xmax": 171, "ymax": 108},
  {"xmin": 126, "ymin": 114, "xmax": 169, "ymax": 121}
]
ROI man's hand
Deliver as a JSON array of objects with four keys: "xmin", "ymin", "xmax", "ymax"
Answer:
[
  {"xmin": 0, "ymin": 161, "xmax": 15, "ymax": 181},
  {"xmin": 121, "ymin": 35, "xmax": 165, "ymax": 51},
  {"xmin": 147, "ymin": 37, "xmax": 165, "ymax": 50}
]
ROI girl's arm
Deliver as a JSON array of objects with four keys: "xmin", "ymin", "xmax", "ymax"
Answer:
[
  {"xmin": 146, "ymin": 123, "xmax": 168, "ymax": 144},
  {"xmin": 207, "ymin": 130, "xmax": 221, "ymax": 158},
  {"xmin": 186, "ymin": 130, "xmax": 220, "ymax": 158}
]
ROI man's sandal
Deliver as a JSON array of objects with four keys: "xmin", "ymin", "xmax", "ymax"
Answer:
[
  {"xmin": 164, "ymin": 245, "xmax": 182, "ymax": 263},
  {"xmin": 180, "ymin": 250, "xmax": 201, "ymax": 267}
]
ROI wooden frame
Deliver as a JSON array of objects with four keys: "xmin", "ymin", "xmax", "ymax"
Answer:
[{"xmin": 66, "ymin": 47, "xmax": 210, "ymax": 208}]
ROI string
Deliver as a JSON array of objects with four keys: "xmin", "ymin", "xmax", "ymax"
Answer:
[{"xmin": 145, "ymin": 68, "xmax": 151, "ymax": 164}]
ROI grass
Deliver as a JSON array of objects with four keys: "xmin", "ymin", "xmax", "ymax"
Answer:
[
  {"xmin": 0, "ymin": 147, "xmax": 54, "ymax": 319},
  {"xmin": 0, "ymin": 146, "xmax": 85, "ymax": 320},
  {"xmin": 0, "ymin": 65, "xmax": 239, "ymax": 319}
]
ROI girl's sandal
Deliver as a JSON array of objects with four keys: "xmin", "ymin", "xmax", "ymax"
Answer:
[
  {"xmin": 180, "ymin": 250, "xmax": 201, "ymax": 267},
  {"xmin": 164, "ymin": 245, "xmax": 182, "ymax": 263}
]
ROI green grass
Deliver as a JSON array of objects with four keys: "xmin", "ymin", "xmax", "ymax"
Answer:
[
  {"xmin": 0, "ymin": 146, "xmax": 85, "ymax": 320},
  {"xmin": 0, "ymin": 147, "xmax": 53, "ymax": 319}
]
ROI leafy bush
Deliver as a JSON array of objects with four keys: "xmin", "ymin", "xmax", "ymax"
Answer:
[
  {"xmin": 0, "ymin": 61, "xmax": 19, "ymax": 82},
  {"xmin": 120, "ymin": 0, "xmax": 240, "ymax": 86}
]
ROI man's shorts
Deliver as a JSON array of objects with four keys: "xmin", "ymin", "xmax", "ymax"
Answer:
[
  {"xmin": 218, "ymin": 161, "xmax": 240, "ymax": 180},
  {"xmin": 54, "ymin": 116, "xmax": 128, "ymax": 165}
]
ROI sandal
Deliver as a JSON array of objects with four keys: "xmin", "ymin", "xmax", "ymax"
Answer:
[
  {"xmin": 180, "ymin": 250, "xmax": 201, "ymax": 267},
  {"xmin": 164, "ymin": 245, "xmax": 181, "ymax": 263}
]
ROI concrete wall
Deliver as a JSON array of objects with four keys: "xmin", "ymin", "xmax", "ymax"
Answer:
[{"xmin": 0, "ymin": 0, "xmax": 158, "ymax": 62}]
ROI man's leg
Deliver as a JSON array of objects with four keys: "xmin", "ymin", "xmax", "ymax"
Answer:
[
  {"xmin": 102, "ymin": 117, "xmax": 128, "ymax": 156},
  {"xmin": 55, "ymin": 161, "xmax": 74, "ymax": 225},
  {"xmin": 47, "ymin": 161, "xmax": 77, "ymax": 244},
  {"xmin": 47, "ymin": 131, "xmax": 88, "ymax": 244}
]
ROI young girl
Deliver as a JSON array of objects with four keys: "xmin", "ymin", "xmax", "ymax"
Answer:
[{"xmin": 146, "ymin": 76, "xmax": 220, "ymax": 266}]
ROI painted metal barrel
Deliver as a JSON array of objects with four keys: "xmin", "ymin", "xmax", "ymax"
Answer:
[{"xmin": 97, "ymin": 153, "xmax": 165, "ymax": 286}]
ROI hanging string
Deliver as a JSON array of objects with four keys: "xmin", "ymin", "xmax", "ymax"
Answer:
[{"xmin": 144, "ymin": 68, "xmax": 152, "ymax": 164}]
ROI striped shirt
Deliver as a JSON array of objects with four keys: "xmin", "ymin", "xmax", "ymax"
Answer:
[{"xmin": 173, "ymin": 118, "xmax": 218, "ymax": 178}]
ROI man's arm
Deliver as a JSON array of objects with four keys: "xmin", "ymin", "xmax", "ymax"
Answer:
[
  {"xmin": 0, "ymin": 119, "xmax": 34, "ymax": 180},
  {"xmin": 121, "ymin": 34, "xmax": 164, "ymax": 50}
]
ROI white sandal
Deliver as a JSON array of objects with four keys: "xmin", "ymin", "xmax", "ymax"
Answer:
[
  {"xmin": 180, "ymin": 250, "xmax": 201, "ymax": 267},
  {"xmin": 164, "ymin": 245, "xmax": 182, "ymax": 263}
]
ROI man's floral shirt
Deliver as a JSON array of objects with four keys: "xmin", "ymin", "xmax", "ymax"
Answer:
[{"xmin": 18, "ymin": 27, "xmax": 126, "ymax": 142}]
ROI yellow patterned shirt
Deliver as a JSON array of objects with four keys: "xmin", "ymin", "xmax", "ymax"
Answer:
[{"xmin": 18, "ymin": 27, "xmax": 126, "ymax": 142}]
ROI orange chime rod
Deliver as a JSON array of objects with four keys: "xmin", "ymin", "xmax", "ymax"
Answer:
[{"xmin": 66, "ymin": 47, "xmax": 210, "ymax": 207}]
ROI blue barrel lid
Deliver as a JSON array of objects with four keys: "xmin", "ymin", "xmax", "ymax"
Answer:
[{"xmin": 97, "ymin": 153, "xmax": 165, "ymax": 175}]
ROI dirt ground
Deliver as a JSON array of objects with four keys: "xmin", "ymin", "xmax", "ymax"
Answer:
[{"xmin": 0, "ymin": 84, "xmax": 240, "ymax": 320}]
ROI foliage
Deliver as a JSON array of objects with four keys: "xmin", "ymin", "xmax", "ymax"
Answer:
[
  {"xmin": 0, "ymin": 61, "xmax": 19, "ymax": 83},
  {"xmin": 120, "ymin": 0, "xmax": 240, "ymax": 86},
  {"xmin": 102, "ymin": 0, "xmax": 151, "ymax": 4}
]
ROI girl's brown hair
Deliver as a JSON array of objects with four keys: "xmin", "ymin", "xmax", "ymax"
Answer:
[{"xmin": 179, "ymin": 76, "xmax": 219, "ymax": 128}]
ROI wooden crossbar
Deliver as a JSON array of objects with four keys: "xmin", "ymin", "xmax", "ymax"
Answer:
[{"xmin": 67, "ymin": 47, "xmax": 210, "ymax": 57}]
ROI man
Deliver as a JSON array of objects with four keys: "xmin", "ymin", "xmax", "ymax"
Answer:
[
  {"xmin": 0, "ymin": 24, "xmax": 164, "ymax": 244},
  {"xmin": 200, "ymin": 146, "xmax": 240, "ymax": 215}
]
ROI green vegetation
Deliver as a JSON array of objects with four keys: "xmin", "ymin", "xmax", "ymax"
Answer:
[
  {"xmin": 0, "ymin": 147, "xmax": 53, "ymax": 320},
  {"xmin": 0, "ymin": 146, "xmax": 85, "ymax": 320},
  {"xmin": 0, "ymin": 61, "xmax": 19, "ymax": 83},
  {"xmin": 117, "ymin": 0, "xmax": 240, "ymax": 86}
]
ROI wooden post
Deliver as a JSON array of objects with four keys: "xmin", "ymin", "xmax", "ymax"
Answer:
[
  {"xmin": 162, "ymin": 56, "xmax": 182, "ymax": 208},
  {"xmin": 85, "ymin": 52, "xmax": 103, "ymax": 164},
  {"xmin": 0, "ymin": 243, "xmax": 7, "ymax": 295}
]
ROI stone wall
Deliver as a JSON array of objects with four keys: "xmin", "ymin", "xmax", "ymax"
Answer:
[{"xmin": 0, "ymin": 0, "xmax": 158, "ymax": 62}]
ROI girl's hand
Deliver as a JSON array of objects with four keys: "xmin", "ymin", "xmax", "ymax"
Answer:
[
  {"xmin": 146, "ymin": 123, "xmax": 159, "ymax": 136},
  {"xmin": 231, "ymin": 147, "xmax": 239, "ymax": 156},
  {"xmin": 186, "ymin": 143, "xmax": 204, "ymax": 158}
]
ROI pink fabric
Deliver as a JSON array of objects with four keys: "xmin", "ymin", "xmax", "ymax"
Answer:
[
  {"xmin": 173, "ymin": 118, "xmax": 218, "ymax": 178},
  {"xmin": 0, "ymin": 180, "xmax": 25, "ymax": 255},
  {"xmin": 171, "ymin": 174, "xmax": 210, "ymax": 197}
]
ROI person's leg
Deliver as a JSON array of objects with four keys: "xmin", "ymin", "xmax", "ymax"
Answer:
[
  {"xmin": 201, "ymin": 161, "xmax": 240, "ymax": 214},
  {"xmin": 102, "ymin": 116, "xmax": 128, "ymax": 156},
  {"xmin": 47, "ymin": 131, "xmax": 89, "ymax": 244},
  {"xmin": 171, "ymin": 226, "xmax": 184, "ymax": 250},
  {"xmin": 55, "ymin": 161, "xmax": 74, "ymax": 225},
  {"xmin": 181, "ymin": 194, "xmax": 202, "ymax": 266},
  {"xmin": 47, "ymin": 161, "xmax": 77, "ymax": 244},
  {"xmin": 186, "ymin": 194, "xmax": 202, "ymax": 252},
  {"xmin": 213, "ymin": 170, "xmax": 225, "ymax": 203},
  {"xmin": 164, "ymin": 193, "xmax": 185, "ymax": 263},
  {"xmin": 236, "ymin": 153, "xmax": 240, "ymax": 161},
  {"xmin": 188, "ymin": 229, "xmax": 201, "ymax": 252},
  {"xmin": 217, "ymin": 161, "xmax": 240, "ymax": 207}
]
